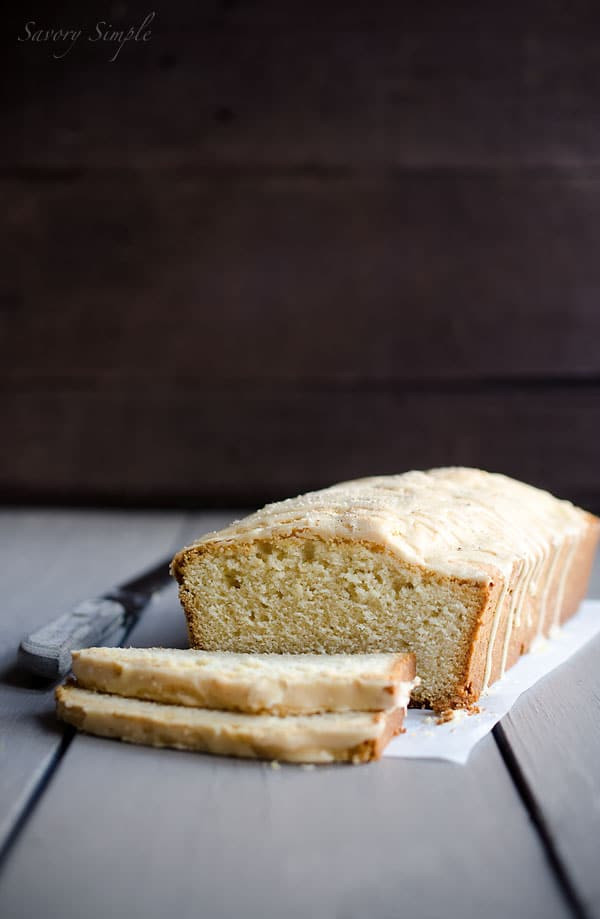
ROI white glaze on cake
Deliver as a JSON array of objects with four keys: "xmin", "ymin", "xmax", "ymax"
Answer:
[
  {"xmin": 188, "ymin": 468, "xmax": 585, "ymax": 580},
  {"xmin": 551, "ymin": 532, "xmax": 581, "ymax": 631},
  {"xmin": 535, "ymin": 539, "xmax": 562, "ymax": 639}
]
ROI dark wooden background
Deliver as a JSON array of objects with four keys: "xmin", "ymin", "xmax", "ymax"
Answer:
[{"xmin": 3, "ymin": 1, "xmax": 600, "ymax": 508}]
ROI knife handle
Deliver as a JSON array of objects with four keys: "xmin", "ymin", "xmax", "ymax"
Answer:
[{"xmin": 19, "ymin": 592, "xmax": 147, "ymax": 681}]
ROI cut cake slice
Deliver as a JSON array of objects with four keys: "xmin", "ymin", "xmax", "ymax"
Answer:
[
  {"xmin": 56, "ymin": 684, "xmax": 405, "ymax": 764},
  {"xmin": 71, "ymin": 646, "xmax": 416, "ymax": 715}
]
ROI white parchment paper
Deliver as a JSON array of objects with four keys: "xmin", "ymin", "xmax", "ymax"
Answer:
[{"xmin": 385, "ymin": 599, "xmax": 600, "ymax": 764}]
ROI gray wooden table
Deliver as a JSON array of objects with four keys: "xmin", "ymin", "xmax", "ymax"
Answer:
[{"xmin": 0, "ymin": 510, "xmax": 599, "ymax": 919}]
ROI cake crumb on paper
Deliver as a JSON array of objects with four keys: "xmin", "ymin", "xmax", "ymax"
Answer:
[
  {"xmin": 436, "ymin": 703, "xmax": 481, "ymax": 725},
  {"xmin": 437, "ymin": 708, "xmax": 471, "ymax": 726}
]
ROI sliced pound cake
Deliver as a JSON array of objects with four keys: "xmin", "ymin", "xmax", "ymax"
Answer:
[{"xmin": 172, "ymin": 468, "xmax": 599, "ymax": 711}]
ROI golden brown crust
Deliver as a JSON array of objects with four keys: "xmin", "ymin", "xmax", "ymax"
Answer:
[
  {"xmin": 55, "ymin": 682, "xmax": 85, "ymax": 728},
  {"xmin": 450, "ymin": 563, "xmax": 518, "ymax": 710},
  {"xmin": 334, "ymin": 708, "xmax": 405, "ymax": 763},
  {"xmin": 389, "ymin": 653, "xmax": 417, "ymax": 684}
]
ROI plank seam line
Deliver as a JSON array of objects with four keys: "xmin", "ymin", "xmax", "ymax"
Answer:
[
  {"xmin": 0, "ymin": 725, "xmax": 75, "ymax": 873},
  {"xmin": 493, "ymin": 722, "xmax": 588, "ymax": 919},
  {"xmin": 7, "ymin": 164, "xmax": 600, "ymax": 182},
  {"xmin": 3, "ymin": 376, "xmax": 600, "ymax": 395}
]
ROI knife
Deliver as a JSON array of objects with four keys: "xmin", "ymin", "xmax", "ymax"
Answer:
[{"xmin": 19, "ymin": 557, "xmax": 173, "ymax": 680}]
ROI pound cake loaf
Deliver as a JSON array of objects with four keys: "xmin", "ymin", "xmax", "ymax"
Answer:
[
  {"xmin": 71, "ymin": 647, "xmax": 416, "ymax": 715},
  {"xmin": 56, "ymin": 684, "xmax": 404, "ymax": 763},
  {"xmin": 172, "ymin": 468, "xmax": 599, "ymax": 711}
]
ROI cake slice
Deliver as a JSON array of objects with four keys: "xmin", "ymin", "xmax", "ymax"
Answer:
[
  {"xmin": 71, "ymin": 647, "xmax": 416, "ymax": 715},
  {"xmin": 171, "ymin": 467, "xmax": 599, "ymax": 711},
  {"xmin": 56, "ymin": 684, "xmax": 404, "ymax": 764}
]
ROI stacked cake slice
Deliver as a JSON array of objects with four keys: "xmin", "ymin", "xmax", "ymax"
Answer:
[{"xmin": 56, "ymin": 647, "xmax": 416, "ymax": 764}]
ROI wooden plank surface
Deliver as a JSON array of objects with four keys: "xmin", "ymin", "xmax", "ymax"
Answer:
[
  {"xmin": 499, "ymin": 623, "xmax": 600, "ymax": 915},
  {"xmin": 0, "ymin": 510, "xmax": 573, "ymax": 919},
  {"xmin": 1, "ymin": 385, "xmax": 599, "ymax": 510},
  {"xmin": 0, "ymin": 510, "xmax": 225, "ymax": 853},
  {"xmin": 0, "ymin": 736, "xmax": 570, "ymax": 919}
]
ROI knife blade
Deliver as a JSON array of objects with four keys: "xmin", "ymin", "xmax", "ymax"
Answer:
[{"xmin": 19, "ymin": 557, "xmax": 174, "ymax": 680}]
